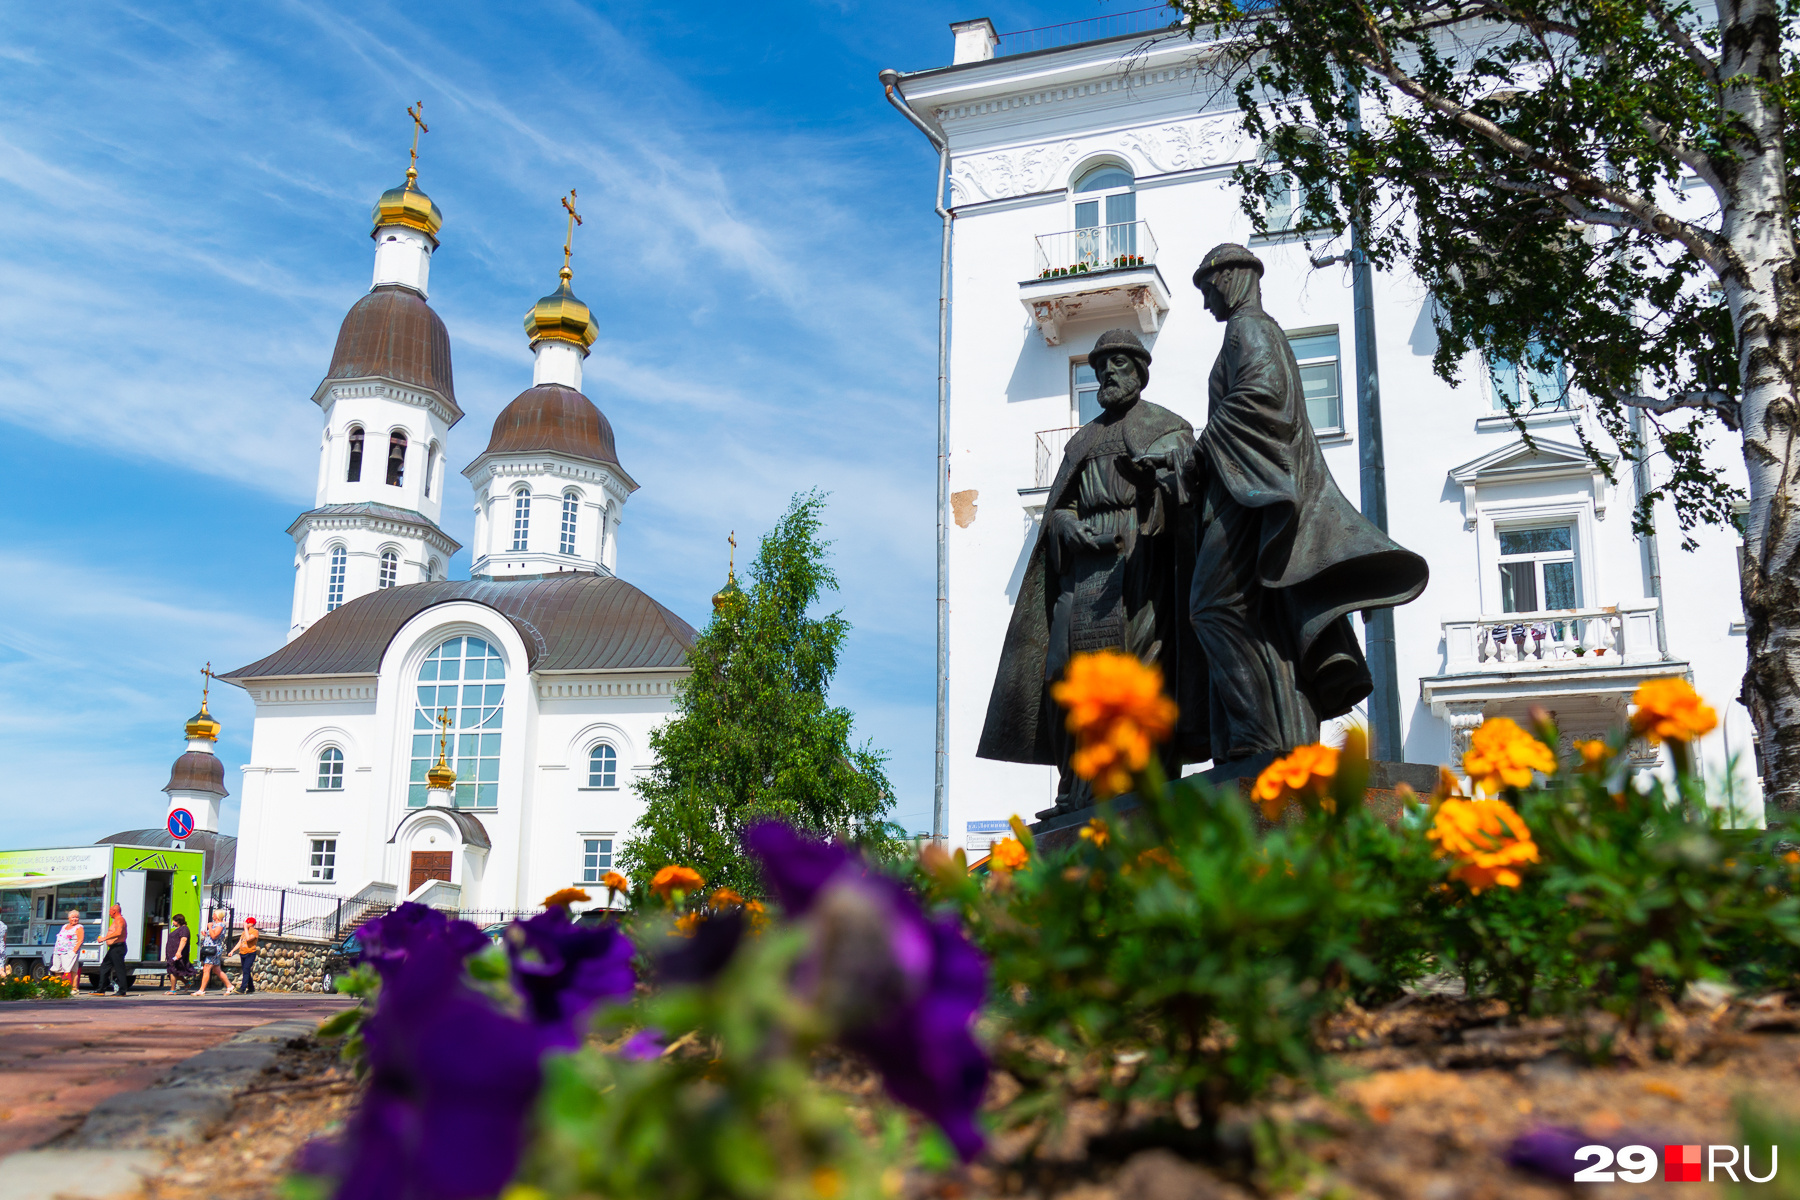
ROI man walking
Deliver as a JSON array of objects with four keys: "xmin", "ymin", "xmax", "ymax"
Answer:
[{"xmin": 95, "ymin": 903, "xmax": 131, "ymax": 995}]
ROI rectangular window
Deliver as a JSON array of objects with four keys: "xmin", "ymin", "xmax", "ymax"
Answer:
[
  {"xmin": 1497, "ymin": 525, "xmax": 1578, "ymax": 612},
  {"xmin": 1288, "ymin": 330, "xmax": 1343, "ymax": 433},
  {"xmin": 326, "ymin": 546, "xmax": 347, "ymax": 613},
  {"xmin": 511, "ymin": 491, "xmax": 531, "ymax": 551},
  {"xmin": 560, "ymin": 495, "xmax": 579, "ymax": 556},
  {"xmin": 1489, "ymin": 341, "xmax": 1569, "ymax": 411},
  {"xmin": 580, "ymin": 837, "xmax": 614, "ymax": 885},
  {"xmin": 1071, "ymin": 361, "xmax": 1100, "ymax": 425},
  {"xmin": 309, "ymin": 838, "xmax": 337, "ymax": 882}
]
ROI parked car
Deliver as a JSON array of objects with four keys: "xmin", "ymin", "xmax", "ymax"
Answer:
[{"xmin": 320, "ymin": 929, "xmax": 363, "ymax": 995}]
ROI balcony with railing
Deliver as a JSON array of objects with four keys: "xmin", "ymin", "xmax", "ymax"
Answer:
[
  {"xmin": 1442, "ymin": 603, "xmax": 1664, "ymax": 673},
  {"xmin": 1020, "ymin": 221, "xmax": 1169, "ymax": 346}
]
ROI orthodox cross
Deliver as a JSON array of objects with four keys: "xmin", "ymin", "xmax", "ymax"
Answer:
[
  {"xmin": 435, "ymin": 706, "xmax": 453, "ymax": 765},
  {"xmin": 561, "ymin": 189, "xmax": 583, "ymax": 275},
  {"xmin": 406, "ymin": 101, "xmax": 429, "ymax": 177},
  {"xmin": 199, "ymin": 662, "xmax": 214, "ymax": 708},
  {"xmin": 727, "ymin": 531, "xmax": 736, "ymax": 585}
]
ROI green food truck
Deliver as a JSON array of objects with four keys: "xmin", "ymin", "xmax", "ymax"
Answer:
[{"xmin": 0, "ymin": 843, "xmax": 205, "ymax": 988}]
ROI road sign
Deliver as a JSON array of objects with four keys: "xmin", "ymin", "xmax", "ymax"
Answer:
[{"xmin": 167, "ymin": 809, "xmax": 195, "ymax": 840}]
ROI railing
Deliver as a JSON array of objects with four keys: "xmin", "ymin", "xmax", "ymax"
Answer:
[
  {"xmin": 1442, "ymin": 601, "xmax": 1662, "ymax": 672},
  {"xmin": 1033, "ymin": 221, "xmax": 1158, "ymax": 280},
  {"xmin": 208, "ymin": 879, "xmax": 396, "ymax": 943},
  {"xmin": 1035, "ymin": 427, "xmax": 1079, "ymax": 489},
  {"xmin": 995, "ymin": 6, "xmax": 1182, "ymax": 56}
]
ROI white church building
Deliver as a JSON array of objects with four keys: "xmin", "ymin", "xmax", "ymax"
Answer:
[
  {"xmin": 887, "ymin": 15, "xmax": 1760, "ymax": 848},
  {"xmin": 216, "ymin": 160, "xmax": 695, "ymax": 911}
]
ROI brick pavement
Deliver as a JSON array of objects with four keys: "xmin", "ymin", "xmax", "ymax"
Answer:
[{"xmin": 0, "ymin": 991, "xmax": 351, "ymax": 1155}]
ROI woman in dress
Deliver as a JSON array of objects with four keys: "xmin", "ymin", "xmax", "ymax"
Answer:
[
  {"xmin": 161, "ymin": 914, "xmax": 197, "ymax": 992},
  {"xmin": 193, "ymin": 910, "xmax": 237, "ymax": 996},
  {"xmin": 50, "ymin": 910, "xmax": 84, "ymax": 990}
]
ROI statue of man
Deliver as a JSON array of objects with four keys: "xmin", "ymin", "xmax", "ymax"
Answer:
[
  {"xmin": 979, "ymin": 328, "xmax": 1210, "ymax": 816},
  {"xmin": 1188, "ymin": 243, "xmax": 1429, "ymax": 760}
]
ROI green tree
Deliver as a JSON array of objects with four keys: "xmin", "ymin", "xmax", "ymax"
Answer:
[
  {"xmin": 621, "ymin": 492, "xmax": 896, "ymax": 895},
  {"xmin": 1174, "ymin": 0, "xmax": 1800, "ymax": 806}
]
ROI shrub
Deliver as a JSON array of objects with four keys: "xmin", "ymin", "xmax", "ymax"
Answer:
[{"xmin": 0, "ymin": 974, "xmax": 73, "ymax": 1001}]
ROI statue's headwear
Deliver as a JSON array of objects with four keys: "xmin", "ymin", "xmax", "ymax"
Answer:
[
  {"xmin": 1192, "ymin": 243, "xmax": 1265, "ymax": 288},
  {"xmin": 1087, "ymin": 327, "xmax": 1153, "ymax": 372}
]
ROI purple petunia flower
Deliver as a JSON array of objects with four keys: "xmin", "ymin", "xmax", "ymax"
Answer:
[
  {"xmin": 617, "ymin": 1027, "xmax": 668, "ymax": 1060},
  {"xmin": 323, "ymin": 904, "xmax": 548, "ymax": 1200},
  {"xmin": 743, "ymin": 821, "xmax": 991, "ymax": 1162},
  {"xmin": 505, "ymin": 908, "xmax": 636, "ymax": 1047},
  {"xmin": 654, "ymin": 908, "xmax": 747, "ymax": 986}
]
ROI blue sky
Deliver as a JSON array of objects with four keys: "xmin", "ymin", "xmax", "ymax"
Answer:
[{"xmin": 0, "ymin": 0, "xmax": 1133, "ymax": 848}]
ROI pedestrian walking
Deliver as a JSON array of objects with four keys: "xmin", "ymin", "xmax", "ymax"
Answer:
[
  {"xmin": 230, "ymin": 917, "xmax": 260, "ymax": 994},
  {"xmin": 193, "ymin": 910, "xmax": 237, "ymax": 996},
  {"xmin": 95, "ymin": 904, "xmax": 131, "ymax": 995},
  {"xmin": 160, "ymin": 914, "xmax": 197, "ymax": 992},
  {"xmin": 50, "ymin": 910, "xmax": 85, "ymax": 989}
]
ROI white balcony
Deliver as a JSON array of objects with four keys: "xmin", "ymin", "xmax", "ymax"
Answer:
[
  {"xmin": 1443, "ymin": 603, "xmax": 1663, "ymax": 672},
  {"xmin": 1019, "ymin": 221, "xmax": 1170, "ymax": 346}
]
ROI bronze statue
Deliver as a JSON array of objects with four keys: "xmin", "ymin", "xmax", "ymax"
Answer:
[
  {"xmin": 1187, "ymin": 243, "xmax": 1427, "ymax": 759},
  {"xmin": 978, "ymin": 329, "xmax": 1211, "ymax": 815}
]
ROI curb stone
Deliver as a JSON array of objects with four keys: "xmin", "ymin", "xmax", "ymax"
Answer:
[{"xmin": 0, "ymin": 1017, "xmax": 324, "ymax": 1196}]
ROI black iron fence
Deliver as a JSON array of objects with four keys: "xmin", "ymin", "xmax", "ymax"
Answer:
[{"xmin": 205, "ymin": 881, "xmax": 544, "ymax": 944}]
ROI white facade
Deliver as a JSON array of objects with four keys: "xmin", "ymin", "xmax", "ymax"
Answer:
[{"xmin": 894, "ymin": 25, "xmax": 1760, "ymax": 847}]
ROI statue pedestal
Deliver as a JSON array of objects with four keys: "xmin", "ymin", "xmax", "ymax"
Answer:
[{"xmin": 1028, "ymin": 758, "xmax": 1444, "ymax": 854}]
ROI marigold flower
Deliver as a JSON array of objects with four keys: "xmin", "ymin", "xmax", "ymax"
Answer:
[
  {"xmin": 541, "ymin": 887, "xmax": 590, "ymax": 909},
  {"xmin": 600, "ymin": 870, "xmax": 629, "ymax": 894},
  {"xmin": 1462, "ymin": 717, "xmax": 1556, "ymax": 795},
  {"xmin": 1427, "ymin": 797, "xmax": 1540, "ymax": 893},
  {"xmin": 1136, "ymin": 846, "xmax": 1176, "ymax": 871},
  {"xmin": 650, "ymin": 864, "xmax": 705, "ymax": 901},
  {"xmin": 673, "ymin": 911, "xmax": 701, "ymax": 937},
  {"xmin": 709, "ymin": 887, "xmax": 746, "ymax": 909},
  {"xmin": 1573, "ymin": 739, "xmax": 1611, "ymax": 774},
  {"xmin": 1078, "ymin": 818, "xmax": 1110, "ymax": 849},
  {"xmin": 989, "ymin": 837, "xmax": 1029, "ymax": 872},
  {"xmin": 1250, "ymin": 742, "xmax": 1339, "ymax": 821},
  {"xmin": 1630, "ymin": 677, "xmax": 1718, "ymax": 744},
  {"xmin": 1051, "ymin": 651, "xmax": 1178, "ymax": 798}
]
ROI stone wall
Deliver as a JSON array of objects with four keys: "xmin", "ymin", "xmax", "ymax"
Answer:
[{"xmin": 245, "ymin": 934, "xmax": 333, "ymax": 993}]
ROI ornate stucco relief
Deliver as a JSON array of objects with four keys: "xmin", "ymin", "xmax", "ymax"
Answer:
[{"xmin": 949, "ymin": 115, "xmax": 1245, "ymax": 204}]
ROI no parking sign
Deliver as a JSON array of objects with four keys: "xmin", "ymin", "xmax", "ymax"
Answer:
[{"xmin": 167, "ymin": 809, "xmax": 194, "ymax": 840}]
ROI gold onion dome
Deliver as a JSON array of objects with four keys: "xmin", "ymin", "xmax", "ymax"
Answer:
[
  {"xmin": 185, "ymin": 703, "xmax": 221, "ymax": 742},
  {"xmin": 427, "ymin": 758, "xmax": 457, "ymax": 790},
  {"xmin": 711, "ymin": 577, "xmax": 741, "ymax": 612},
  {"xmin": 370, "ymin": 167, "xmax": 444, "ymax": 242},
  {"xmin": 524, "ymin": 268, "xmax": 597, "ymax": 350}
]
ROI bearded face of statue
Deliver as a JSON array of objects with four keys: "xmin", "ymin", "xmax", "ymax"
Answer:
[{"xmin": 1096, "ymin": 351, "xmax": 1146, "ymax": 411}]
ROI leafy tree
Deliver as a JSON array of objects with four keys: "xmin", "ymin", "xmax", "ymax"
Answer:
[
  {"xmin": 621, "ymin": 492, "xmax": 896, "ymax": 894},
  {"xmin": 1173, "ymin": 0, "xmax": 1800, "ymax": 807}
]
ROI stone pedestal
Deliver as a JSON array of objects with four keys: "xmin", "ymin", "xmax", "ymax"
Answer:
[{"xmin": 1029, "ymin": 757, "xmax": 1443, "ymax": 854}]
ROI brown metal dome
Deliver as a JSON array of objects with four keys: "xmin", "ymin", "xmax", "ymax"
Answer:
[
  {"xmin": 483, "ymin": 384, "xmax": 620, "ymax": 470},
  {"xmin": 325, "ymin": 284, "xmax": 458, "ymax": 410},
  {"xmin": 164, "ymin": 751, "xmax": 228, "ymax": 798}
]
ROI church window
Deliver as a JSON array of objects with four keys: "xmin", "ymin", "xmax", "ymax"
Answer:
[
  {"xmin": 587, "ymin": 743, "xmax": 617, "ymax": 788},
  {"xmin": 379, "ymin": 549, "xmax": 398, "ymax": 589},
  {"xmin": 1488, "ymin": 341, "xmax": 1569, "ymax": 412},
  {"xmin": 346, "ymin": 427, "xmax": 364, "ymax": 483},
  {"xmin": 326, "ymin": 545, "xmax": 347, "ymax": 612},
  {"xmin": 410, "ymin": 636, "xmax": 506, "ymax": 809},
  {"xmin": 511, "ymin": 488, "xmax": 531, "ymax": 551},
  {"xmin": 423, "ymin": 443, "xmax": 437, "ymax": 497},
  {"xmin": 1287, "ymin": 329, "xmax": 1343, "ymax": 433},
  {"xmin": 580, "ymin": 837, "xmax": 614, "ymax": 884},
  {"xmin": 1497, "ymin": 524, "xmax": 1579, "ymax": 613},
  {"xmin": 387, "ymin": 431, "xmax": 408, "ymax": 487},
  {"xmin": 309, "ymin": 838, "xmax": 337, "ymax": 882},
  {"xmin": 560, "ymin": 493, "xmax": 580, "ymax": 556},
  {"xmin": 428, "ymin": 557, "xmax": 441, "ymax": 581},
  {"xmin": 1071, "ymin": 163, "xmax": 1136, "ymax": 268},
  {"xmin": 316, "ymin": 747, "xmax": 344, "ymax": 789}
]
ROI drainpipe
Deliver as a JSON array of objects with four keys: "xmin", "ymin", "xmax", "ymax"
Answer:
[
  {"xmin": 1629, "ymin": 402, "xmax": 1670, "ymax": 656},
  {"xmin": 880, "ymin": 69, "xmax": 953, "ymax": 845}
]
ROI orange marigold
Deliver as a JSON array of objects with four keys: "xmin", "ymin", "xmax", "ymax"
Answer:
[
  {"xmin": 709, "ymin": 887, "xmax": 746, "ymax": 909},
  {"xmin": 1427, "ymin": 797, "xmax": 1540, "ymax": 893},
  {"xmin": 542, "ymin": 887, "xmax": 590, "ymax": 909},
  {"xmin": 1078, "ymin": 818, "xmax": 1110, "ymax": 849},
  {"xmin": 1051, "ymin": 651, "xmax": 1178, "ymax": 798},
  {"xmin": 1250, "ymin": 742, "xmax": 1339, "ymax": 821},
  {"xmin": 1630, "ymin": 678, "xmax": 1718, "ymax": 744},
  {"xmin": 673, "ymin": 911, "xmax": 702, "ymax": 937},
  {"xmin": 1573, "ymin": 739, "xmax": 1612, "ymax": 774},
  {"xmin": 1462, "ymin": 717, "xmax": 1556, "ymax": 795},
  {"xmin": 650, "ymin": 864, "xmax": 705, "ymax": 900},
  {"xmin": 601, "ymin": 870, "xmax": 630, "ymax": 894},
  {"xmin": 989, "ymin": 837, "xmax": 1029, "ymax": 872}
]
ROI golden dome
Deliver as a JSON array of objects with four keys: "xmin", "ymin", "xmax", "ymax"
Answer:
[
  {"xmin": 184, "ymin": 703, "xmax": 220, "ymax": 742},
  {"xmin": 427, "ymin": 758, "xmax": 457, "ymax": 790},
  {"xmin": 370, "ymin": 167, "xmax": 444, "ymax": 242},
  {"xmin": 523, "ymin": 268, "xmax": 597, "ymax": 350}
]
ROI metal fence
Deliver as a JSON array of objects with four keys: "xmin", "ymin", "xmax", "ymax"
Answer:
[
  {"xmin": 207, "ymin": 880, "xmax": 392, "ymax": 943},
  {"xmin": 995, "ymin": 6, "xmax": 1183, "ymax": 57},
  {"xmin": 1033, "ymin": 221, "xmax": 1158, "ymax": 279}
]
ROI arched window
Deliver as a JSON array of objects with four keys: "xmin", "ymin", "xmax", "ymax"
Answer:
[
  {"xmin": 326, "ymin": 545, "xmax": 347, "ymax": 612},
  {"xmin": 410, "ymin": 636, "xmax": 506, "ymax": 809},
  {"xmin": 511, "ymin": 488, "xmax": 531, "ymax": 551},
  {"xmin": 424, "ymin": 441, "xmax": 438, "ymax": 497},
  {"xmin": 1072, "ymin": 163, "xmax": 1137, "ymax": 268},
  {"xmin": 379, "ymin": 549, "xmax": 398, "ymax": 589},
  {"xmin": 345, "ymin": 427, "xmax": 364, "ymax": 483},
  {"xmin": 588, "ymin": 742, "xmax": 617, "ymax": 788},
  {"xmin": 427, "ymin": 557, "xmax": 442, "ymax": 581},
  {"xmin": 560, "ymin": 492, "xmax": 580, "ymax": 556},
  {"xmin": 316, "ymin": 747, "xmax": 345, "ymax": 789},
  {"xmin": 386, "ymin": 431, "xmax": 408, "ymax": 487}
]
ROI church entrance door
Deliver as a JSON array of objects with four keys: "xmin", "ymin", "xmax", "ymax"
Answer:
[{"xmin": 409, "ymin": 851, "xmax": 453, "ymax": 893}]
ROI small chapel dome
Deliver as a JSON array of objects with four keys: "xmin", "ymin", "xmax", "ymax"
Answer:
[
  {"xmin": 325, "ymin": 285, "xmax": 457, "ymax": 406},
  {"xmin": 184, "ymin": 703, "xmax": 220, "ymax": 742},
  {"xmin": 164, "ymin": 751, "xmax": 228, "ymax": 798},
  {"xmin": 370, "ymin": 168, "xmax": 444, "ymax": 242},
  {"xmin": 485, "ymin": 384, "xmax": 622, "ymax": 470},
  {"xmin": 523, "ymin": 269, "xmax": 598, "ymax": 351}
]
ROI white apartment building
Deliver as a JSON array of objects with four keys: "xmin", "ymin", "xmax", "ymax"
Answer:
[{"xmin": 888, "ymin": 15, "xmax": 1758, "ymax": 849}]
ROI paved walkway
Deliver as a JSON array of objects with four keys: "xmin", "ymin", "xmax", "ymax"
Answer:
[{"xmin": 0, "ymin": 991, "xmax": 352, "ymax": 1155}]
